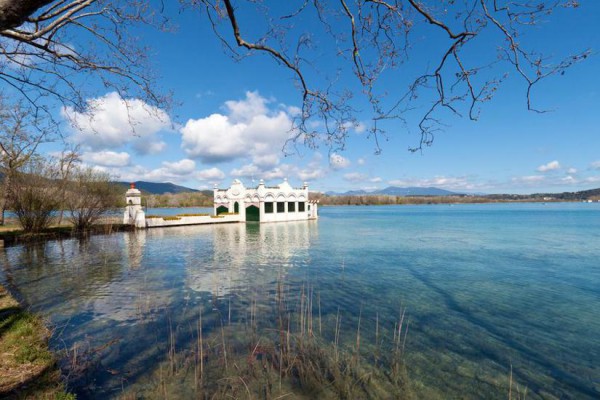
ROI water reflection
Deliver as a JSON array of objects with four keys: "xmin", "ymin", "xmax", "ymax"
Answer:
[
  {"xmin": 0, "ymin": 221, "xmax": 318, "ymax": 397},
  {"xmin": 185, "ymin": 222, "xmax": 314, "ymax": 296},
  {"xmin": 1, "ymin": 205, "xmax": 598, "ymax": 399}
]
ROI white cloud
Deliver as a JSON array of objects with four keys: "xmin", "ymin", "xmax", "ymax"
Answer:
[
  {"xmin": 231, "ymin": 163, "xmax": 290, "ymax": 181},
  {"xmin": 566, "ymin": 167, "xmax": 578, "ymax": 174},
  {"xmin": 230, "ymin": 164, "xmax": 262, "ymax": 179},
  {"xmin": 341, "ymin": 172, "xmax": 381, "ymax": 186},
  {"xmin": 357, "ymin": 158, "xmax": 366, "ymax": 166},
  {"xmin": 298, "ymin": 168, "xmax": 326, "ymax": 181},
  {"xmin": 388, "ymin": 176, "xmax": 480, "ymax": 191},
  {"xmin": 196, "ymin": 167, "xmax": 225, "ymax": 180},
  {"xmin": 354, "ymin": 122, "xmax": 367, "ymax": 134},
  {"xmin": 162, "ymin": 159, "xmax": 196, "ymax": 175},
  {"xmin": 136, "ymin": 141, "xmax": 167, "ymax": 155},
  {"xmin": 180, "ymin": 91, "xmax": 294, "ymax": 164},
  {"xmin": 560, "ymin": 175, "xmax": 578, "ymax": 184},
  {"xmin": 536, "ymin": 160, "xmax": 561, "ymax": 173},
  {"xmin": 253, "ymin": 154, "xmax": 280, "ymax": 168},
  {"xmin": 590, "ymin": 161, "xmax": 600, "ymax": 170},
  {"xmin": 329, "ymin": 153, "xmax": 350, "ymax": 170},
  {"xmin": 82, "ymin": 151, "xmax": 130, "ymax": 167},
  {"xmin": 109, "ymin": 158, "xmax": 199, "ymax": 183},
  {"xmin": 231, "ymin": 160, "xmax": 326, "ymax": 184},
  {"xmin": 512, "ymin": 175, "xmax": 546, "ymax": 184},
  {"xmin": 584, "ymin": 176, "xmax": 600, "ymax": 184},
  {"xmin": 284, "ymin": 105, "xmax": 302, "ymax": 116},
  {"xmin": 224, "ymin": 91, "xmax": 269, "ymax": 123},
  {"xmin": 344, "ymin": 172, "xmax": 368, "ymax": 182},
  {"xmin": 63, "ymin": 92, "xmax": 171, "ymax": 155}
]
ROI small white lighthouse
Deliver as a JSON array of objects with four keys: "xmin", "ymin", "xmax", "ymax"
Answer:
[{"xmin": 123, "ymin": 183, "xmax": 146, "ymax": 228}]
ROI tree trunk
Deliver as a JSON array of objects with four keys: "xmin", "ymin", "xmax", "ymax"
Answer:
[
  {"xmin": 0, "ymin": 0, "xmax": 54, "ymax": 31},
  {"xmin": 0, "ymin": 173, "xmax": 10, "ymax": 226}
]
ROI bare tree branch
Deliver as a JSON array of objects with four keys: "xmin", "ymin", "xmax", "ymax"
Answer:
[{"xmin": 1, "ymin": 0, "xmax": 591, "ymax": 155}]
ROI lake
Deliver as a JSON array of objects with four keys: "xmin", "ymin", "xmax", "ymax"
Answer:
[{"xmin": 1, "ymin": 203, "xmax": 599, "ymax": 399}]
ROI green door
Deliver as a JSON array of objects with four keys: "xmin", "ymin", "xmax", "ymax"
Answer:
[{"xmin": 246, "ymin": 205, "xmax": 260, "ymax": 222}]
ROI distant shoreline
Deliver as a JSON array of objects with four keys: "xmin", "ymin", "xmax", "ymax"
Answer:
[{"xmin": 312, "ymin": 195, "xmax": 599, "ymax": 206}]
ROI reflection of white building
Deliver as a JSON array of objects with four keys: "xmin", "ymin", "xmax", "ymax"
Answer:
[
  {"xmin": 214, "ymin": 179, "xmax": 318, "ymax": 223},
  {"xmin": 185, "ymin": 221, "xmax": 316, "ymax": 296}
]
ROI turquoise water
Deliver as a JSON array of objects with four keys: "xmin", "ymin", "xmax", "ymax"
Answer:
[{"xmin": 1, "ymin": 203, "xmax": 599, "ymax": 398}]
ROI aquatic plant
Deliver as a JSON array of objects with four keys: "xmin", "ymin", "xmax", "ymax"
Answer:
[{"xmin": 111, "ymin": 282, "xmax": 415, "ymax": 399}]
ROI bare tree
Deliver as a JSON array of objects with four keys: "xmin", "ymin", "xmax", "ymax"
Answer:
[
  {"xmin": 7, "ymin": 156, "xmax": 62, "ymax": 233},
  {"xmin": 0, "ymin": 97, "xmax": 56, "ymax": 225},
  {"xmin": 0, "ymin": 0, "xmax": 169, "ymax": 124},
  {"xmin": 63, "ymin": 166, "xmax": 118, "ymax": 231},
  {"xmin": 56, "ymin": 145, "xmax": 81, "ymax": 226},
  {"xmin": 0, "ymin": 1, "xmax": 590, "ymax": 154}
]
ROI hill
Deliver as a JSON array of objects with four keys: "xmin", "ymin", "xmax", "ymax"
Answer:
[
  {"xmin": 326, "ymin": 186, "xmax": 461, "ymax": 196},
  {"xmin": 116, "ymin": 181, "xmax": 200, "ymax": 195}
]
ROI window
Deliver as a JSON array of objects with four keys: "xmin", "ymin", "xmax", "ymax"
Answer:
[
  {"xmin": 288, "ymin": 202, "xmax": 296, "ymax": 212},
  {"xmin": 265, "ymin": 202, "xmax": 274, "ymax": 213},
  {"xmin": 277, "ymin": 202, "xmax": 285, "ymax": 213},
  {"xmin": 298, "ymin": 202, "xmax": 305, "ymax": 212}
]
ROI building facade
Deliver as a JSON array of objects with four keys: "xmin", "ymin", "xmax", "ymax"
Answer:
[
  {"xmin": 123, "ymin": 183, "xmax": 147, "ymax": 228},
  {"xmin": 213, "ymin": 179, "xmax": 318, "ymax": 223}
]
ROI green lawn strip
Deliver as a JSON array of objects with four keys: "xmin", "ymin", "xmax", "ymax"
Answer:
[{"xmin": 0, "ymin": 285, "xmax": 74, "ymax": 399}]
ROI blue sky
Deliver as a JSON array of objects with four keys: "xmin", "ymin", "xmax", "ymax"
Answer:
[{"xmin": 35, "ymin": 1, "xmax": 600, "ymax": 194}]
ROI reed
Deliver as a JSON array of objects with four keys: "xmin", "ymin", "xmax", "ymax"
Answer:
[{"xmin": 107, "ymin": 281, "xmax": 415, "ymax": 399}]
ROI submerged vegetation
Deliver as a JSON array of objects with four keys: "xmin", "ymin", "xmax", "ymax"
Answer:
[
  {"xmin": 0, "ymin": 220, "xmax": 133, "ymax": 246},
  {"xmin": 61, "ymin": 279, "xmax": 414, "ymax": 399}
]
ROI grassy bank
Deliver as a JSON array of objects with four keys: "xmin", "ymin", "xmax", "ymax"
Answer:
[{"xmin": 0, "ymin": 285, "xmax": 73, "ymax": 399}]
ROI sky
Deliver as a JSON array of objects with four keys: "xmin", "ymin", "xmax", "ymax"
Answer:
[{"xmin": 30, "ymin": 1, "xmax": 600, "ymax": 194}]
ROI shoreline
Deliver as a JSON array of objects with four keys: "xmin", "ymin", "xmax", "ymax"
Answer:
[
  {"xmin": 0, "ymin": 284, "xmax": 73, "ymax": 399},
  {"xmin": 0, "ymin": 223, "xmax": 134, "ymax": 247}
]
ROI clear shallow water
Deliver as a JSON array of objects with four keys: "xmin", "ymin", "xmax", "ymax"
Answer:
[{"xmin": 1, "ymin": 203, "xmax": 599, "ymax": 398}]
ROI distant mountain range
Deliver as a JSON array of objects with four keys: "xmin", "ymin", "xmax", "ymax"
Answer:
[
  {"xmin": 116, "ymin": 181, "xmax": 201, "ymax": 195},
  {"xmin": 113, "ymin": 180, "xmax": 600, "ymax": 201},
  {"xmin": 325, "ymin": 186, "xmax": 462, "ymax": 196},
  {"xmin": 114, "ymin": 182, "xmax": 461, "ymax": 197}
]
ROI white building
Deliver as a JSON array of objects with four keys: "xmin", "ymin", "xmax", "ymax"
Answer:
[
  {"xmin": 213, "ymin": 179, "xmax": 318, "ymax": 223},
  {"xmin": 123, "ymin": 183, "xmax": 146, "ymax": 228}
]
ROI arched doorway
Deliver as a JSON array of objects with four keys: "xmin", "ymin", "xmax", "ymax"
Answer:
[
  {"xmin": 246, "ymin": 205, "xmax": 260, "ymax": 222},
  {"xmin": 234, "ymin": 202, "xmax": 239, "ymax": 213},
  {"xmin": 216, "ymin": 205, "xmax": 228, "ymax": 215}
]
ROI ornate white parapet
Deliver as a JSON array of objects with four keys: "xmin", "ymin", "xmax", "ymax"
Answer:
[{"xmin": 213, "ymin": 178, "xmax": 318, "ymax": 223}]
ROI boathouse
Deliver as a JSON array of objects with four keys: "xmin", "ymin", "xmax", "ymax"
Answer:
[
  {"xmin": 213, "ymin": 179, "xmax": 318, "ymax": 223},
  {"xmin": 123, "ymin": 179, "xmax": 318, "ymax": 228}
]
